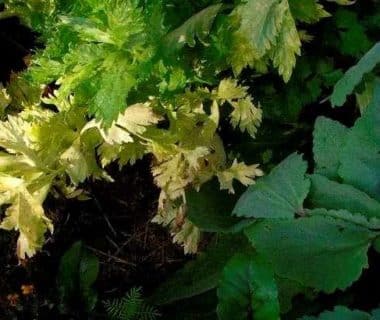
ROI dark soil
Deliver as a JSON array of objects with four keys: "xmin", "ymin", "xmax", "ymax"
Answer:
[{"xmin": 0, "ymin": 158, "xmax": 187, "ymax": 319}]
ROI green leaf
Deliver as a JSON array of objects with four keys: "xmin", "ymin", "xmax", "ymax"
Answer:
[
  {"xmin": 308, "ymin": 174, "xmax": 380, "ymax": 219},
  {"xmin": 338, "ymin": 83, "xmax": 380, "ymax": 201},
  {"xmin": 234, "ymin": 0, "xmax": 301, "ymax": 81},
  {"xmin": 331, "ymin": 42, "xmax": 380, "ymax": 107},
  {"xmin": 57, "ymin": 241, "xmax": 99, "ymax": 313},
  {"xmin": 79, "ymin": 248, "xmax": 99, "ymax": 312},
  {"xmin": 245, "ymin": 216, "xmax": 373, "ymax": 292},
  {"xmin": 288, "ymin": 0, "xmax": 330, "ymax": 23},
  {"xmin": 89, "ymin": 62, "xmax": 137, "ymax": 124},
  {"xmin": 217, "ymin": 252, "xmax": 280, "ymax": 320},
  {"xmin": 313, "ymin": 117, "xmax": 348, "ymax": 179},
  {"xmin": 308, "ymin": 208, "xmax": 380, "ymax": 231},
  {"xmin": 269, "ymin": 5, "xmax": 301, "ymax": 82},
  {"xmin": 150, "ymin": 235, "xmax": 249, "ymax": 305},
  {"xmin": 234, "ymin": 0, "xmax": 286, "ymax": 58},
  {"xmin": 233, "ymin": 153, "xmax": 310, "ymax": 218},
  {"xmin": 334, "ymin": 9, "xmax": 372, "ymax": 59},
  {"xmin": 301, "ymin": 306, "xmax": 372, "ymax": 320},
  {"xmin": 163, "ymin": 4, "xmax": 223, "ymax": 52},
  {"xmin": 186, "ymin": 180, "xmax": 252, "ymax": 233}
]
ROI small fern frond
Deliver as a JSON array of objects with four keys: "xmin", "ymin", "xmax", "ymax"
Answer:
[
  {"xmin": 138, "ymin": 304, "xmax": 161, "ymax": 320},
  {"xmin": 104, "ymin": 287, "xmax": 159, "ymax": 320}
]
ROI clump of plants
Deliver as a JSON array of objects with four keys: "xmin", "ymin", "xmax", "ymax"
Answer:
[{"xmin": 0, "ymin": 0, "xmax": 334, "ymax": 257}]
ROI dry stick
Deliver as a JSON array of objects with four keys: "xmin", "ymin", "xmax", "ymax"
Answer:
[
  {"xmin": 143, "ymin": 223, "xmax": 149, "ymax": 249},
  {"xmin": 111, "ymin": 230, "xmax": 147, "ymax": 259},
  {"xmin": 105, "ymin": 235, "xmax": 120, "ymax": 251},
  {"xmin": 86, "ymin": 246, "xmax": 136, "ymax": 267},
  {"xmin": 93, "ymin": 197, "xmax": 117, "ymax": 237}
]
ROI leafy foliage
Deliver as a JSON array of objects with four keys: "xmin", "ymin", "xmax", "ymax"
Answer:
[
  {"xmin": 1, "ymin": 0, "xmax": 380, "ymax": 318},
  {"xmin": 4, "ymin": 0, "xmax": 370, "ymax": 258}
]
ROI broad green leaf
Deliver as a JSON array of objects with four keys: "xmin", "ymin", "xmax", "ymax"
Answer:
[
  {"xmin": 313, "ymin": 117, "xmax": 348, "ymax": 179},
  {"xmin": 57, "ymin": 241, "xmax": 99, "ymax": 313},
  {"xmin": 331, "ymin": 42, "xmax": 380, "ymax": 107},
  {"xmin": 245, "ymin": 216, "xmax": 374, "ymax": 292},
  {"xmin": 163, "ymin": 4, "xmax": 223, "ymax": 51},
  {"xmin": 301, "ymin": 306, "xmax": 372, "ymax": 320},
  {"xmin": 308, "ymin": 174, "xmax": 380, "ymax": 218},
  {"xmin": 338, "ymin": 83, "xmax": 380, "ymax": 201},
  {"xmin": 186, "ymin": 180, "xmax": 252, "ymax": 233},
  {"xmin": 233, "ymin": 153, "xmax": 310, "ymax": 218},
  {"xmin": 150, "ymin": 235, "xmax": 249, "ymax": 305},
  {"xmin": 217, "ymin": 252, "xmax": 280, "ymax": 320}
]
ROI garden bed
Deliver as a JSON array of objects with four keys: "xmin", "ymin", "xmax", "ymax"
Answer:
[{"xmin": 1, "ymin": 1, "xmax": 380, "ymax": 319}]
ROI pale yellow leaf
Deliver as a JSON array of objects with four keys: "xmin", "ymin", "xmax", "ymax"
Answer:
[
  {"xmin": 230, "ymin": 97, "xmax": 263, "ymax": 138},
  {"xmin": 217, "ymin": 159, "xmax": 264, "ymax": 194},
  {"xmin": 116, "ymin": 103, "xmax": 163, "ymax": 135},
  {"xmin": 0, "ymin": 186, "xmax": 52, "ymax": 259}
]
